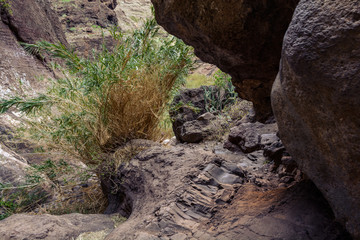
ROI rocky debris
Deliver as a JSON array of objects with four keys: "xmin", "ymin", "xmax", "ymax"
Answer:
[
  {"xmin": 100, "ymin": 141, "xmax": 349, "ymax": 239},
  {"xmin": 170, "ymin": 86, "xmax": 231, "ymax": 142},
  {"xmin": 179, "ymin": 112, "xmax": 218, "ymax": 143},
  {"xmin": 271, "ymin": 0, "xmax": 360, "ymax": 237},
  {"xmin": 151, "ymin": 0, "xmax": 300, "ymax": 121},
  {"xmin": 0, "ymin": 213, "xmax": 115, "ymax": 240},
  {"xmin": 50, "ymin": 0, "xmax": 118, "ymax": 56},
  {"xmin": 225, "ymin": 122, "xmax": 278, "ymax": 153},
  {"xmin": 0, "ymin": 136, "xmax": 350, "ymax": 239}
]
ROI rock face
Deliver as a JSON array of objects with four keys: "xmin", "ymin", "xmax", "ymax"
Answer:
[
  {"xmin": 0, "ymin": 126, "xmax": 350, "ymax": 239},
  {"xmin": 115, "ymin": 0, "xmax": 152, "ymax": 32},
  {"xmin": 1, "ymin": 0, "xmax": 67, "ymax": 45},
  {"xmin": 151, "ymin": 0, "xmax": 299, "ymax": 121},
  {"xmin": 170, "ymin": 86, "xmax": 231, "ymax": 142},
  {"xmin": 50, "ymin": 0, "xmax": 118, "ymax": 55},
  {"xmin": 0, "ymin": 213, "xmax": 115, "ymax": 239},
  {"xmin": 272, "ymin": 0, "xmax": 360, "ymax": 238}
]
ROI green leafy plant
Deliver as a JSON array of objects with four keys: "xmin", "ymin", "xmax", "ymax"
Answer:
[
  {"xmin": 0, "ymin": 17, "xmax": 193, "ymax": 167},
  {"xmin": 202, "ymin": 70, "xmax": 238, "ymax": 113},
  {"xmin": 0, "ymin": 0, "xmax": 12, "ymax": 15}
]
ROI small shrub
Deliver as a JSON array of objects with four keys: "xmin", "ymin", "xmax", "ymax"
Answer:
[{"xmin": 202, "ymin": 70, "xmax": 238, "ymax": 113}]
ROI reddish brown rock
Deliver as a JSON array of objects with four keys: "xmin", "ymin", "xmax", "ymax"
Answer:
[
  {"xmin": 151, "ymin": 0, "xmax": 299, "ymax": 121},
  {"xmin": 272, "ymin": 0, "xmax": 360, "ymax": 238}
]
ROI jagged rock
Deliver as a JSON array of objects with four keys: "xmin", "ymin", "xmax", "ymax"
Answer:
[
  {"xmin": 170, "ymin": 87, "xmax": 229, "ymax": 142},
  {"xmin": 271, "ymin": 0, "xmax": 360, "ymax": 237},
  {"xmin": 98, "ymin": 144, "xmax": 348, "ymax": 239},
  {"xmin": 151, "ymin": 0, "xmax": 300, "ymax": 121},
  {"xmin": 179, "ymin": 112, "xmax": 218, "ymax": 143},
  {"xmin": 0, "ymin": 213, "xmax": 115, "ymax": 240},
  {"xmin": 180, "ymin": 120, "xmax": 204, "ymax": 143},
  {"xmin": 226, "ymin": 122, "xmax": 278, "ymax": 153},
  {"xmin": 0, "ymin": 142, "xmax": 349, "ymax": 239}
]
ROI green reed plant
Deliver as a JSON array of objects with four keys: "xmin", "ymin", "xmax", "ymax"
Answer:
[{"xmin": 0, "ymin": 17, "xmax": 193, "ymax": 165}]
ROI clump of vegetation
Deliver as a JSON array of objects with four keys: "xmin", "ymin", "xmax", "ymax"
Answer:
[
  {"xmin": 0, "ymin": 158, "xmax": 106, "ymax": 219},
  {"xmin": 202, "ymin": 70, "xmax": 238, "ymax": 113},
  {"xmin": 0, "ymin": 17, "xmax": 193, "ymax": 166},
  {"xmin": 0, "ymin": 0, "xmax": 11, "ymax": 14}
]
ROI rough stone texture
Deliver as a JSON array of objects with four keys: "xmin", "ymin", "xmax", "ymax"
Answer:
[
  {"xmin": 101, "ymin": 141, "xmax": 349, "ymax": 240},
  {"xmin": 225, "ymin": 122, "xmax": 278, "ymax": 153},
  {"xmin": 170, "ymin": 86, "xmax": 235, "ymax": 142},
  {"xmin": 0, "ymin": 213, "xmax": 115, "ymax": 240},
  {"xmin": 0, "ymin": 126, "xmax": 350, "ymax": 239},
  {"xmin": 115, "ymin": 0, "xmax": 152, "ymax": 32},
  {"xmin": 50, "ymin": 0, "xmax": 117, "ymax": 55},
  {"xmin": 151, "ymin": 0, "xmax": 299, "ymax": 121},
  {"xmin": 1, "ymin": 0, "xmax": 67, "ymax": 45},
  {"xmin": 0, "ymin": 144, "xmax": 29, "ymax": 186},
  {"xmin": 271, "ymin": 0, "xmax": 360, "ymax": 238},
  {"xmin": 0, "ymin": 20, "xmax": 52, "ymax": 99}
]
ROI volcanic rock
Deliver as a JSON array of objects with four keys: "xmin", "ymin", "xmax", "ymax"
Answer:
[
  {"xmin": 151, "ymin": 0, "xmax": 299, "ymax": 121},
  {"xmin": 272, "ymin": 0, "xmax": 360, "ymax": 237}
]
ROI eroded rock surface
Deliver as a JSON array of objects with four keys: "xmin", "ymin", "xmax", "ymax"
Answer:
[
  {"xmin": 0, "ymin": 213, "xmax": 115, "ymax": 240},
  {"xmin": 50, "ymin": 0, "xmax": 118, "ymax": 55},
  {"xmin": 1, "ymin": 0, "xmax": 67, "ymax": 45},
  {"xmin": 272, "ymin": 0, "xmax": 360, "ymax": 238},
  {"xmin": 151, "ymin": 0, "xmax": 299, "ymax": 121},
  {"xmin": 103, "ymin": 141, "xmax": 348, "ymax": 239},
  {"xmin": 0, "ymin": 121, "xmax": 350, "ymax": 239}
]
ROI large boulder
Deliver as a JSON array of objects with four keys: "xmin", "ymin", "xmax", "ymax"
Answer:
[
  {"xmin": 272, "ymin": 0, "xmax": 360, "ymax": 238},
  {"xmin": 151, "ymin": 0, "xmax": 299, "ymax": 121}
]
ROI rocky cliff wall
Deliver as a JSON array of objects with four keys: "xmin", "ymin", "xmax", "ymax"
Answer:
[
  {"xmin": 0, "ymin": 0, "xmax": 66, "ymax": 188},
  {"xmin": 151, "ymin": 0, "xmax": 299, "ymax": 121}
]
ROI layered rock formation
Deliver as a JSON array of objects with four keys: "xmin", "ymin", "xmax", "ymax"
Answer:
[
  {"xmin": 151, "ymin": 0, "xmax": 299, "ymax": 121},
  {"xmin": 0, "ymin": 135, "xmax": 350, "ymax": 239},
  {"xmin": 271, "ymin": 0, "xmax": 360, "ymax": 238}
]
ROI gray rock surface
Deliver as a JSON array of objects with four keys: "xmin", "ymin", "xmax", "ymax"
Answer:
[
  {"xmin": 0, "ymin": 213, "xmax": 115, "ymax": 240},
  {"xmin": 99, "ymin": 142, "xmax": 348, "ymax": 239},
  {"xmin": 225, "ymin": 122, "xmax": 278, "ymax": 153},
  {"xmin": 151, "ymin": 0, "xmax": 299, "ymax": 121},
  {"xmin": 170, "ymin": 86, "xmax": 229, "ymax": 142},
  {"xmin": 272, "ymin": 0, "xmax": 360, "ymax": 238}
]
